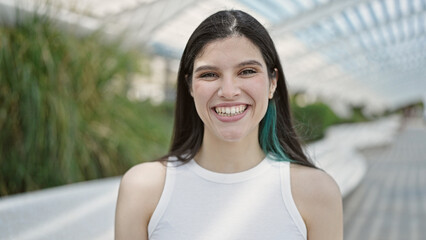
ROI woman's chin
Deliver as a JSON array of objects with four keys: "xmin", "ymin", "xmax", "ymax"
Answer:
[{"xmin": 217, "ymin": 130, "xmax": 247, "ymax": 143}]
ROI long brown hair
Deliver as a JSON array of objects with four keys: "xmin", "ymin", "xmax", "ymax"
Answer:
[{"xmin": 163, "ymin": 10, "xmax": 315, "ymax": 168}]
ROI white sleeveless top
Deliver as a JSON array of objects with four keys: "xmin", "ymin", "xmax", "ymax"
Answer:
[{"xmin": 148, "ymin": 155, "xmax": 307, "ymax": 240}]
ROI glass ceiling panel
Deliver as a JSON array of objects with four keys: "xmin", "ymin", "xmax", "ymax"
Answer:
[{"xmin": 2, "ymin": 0, "xmax": 425, "ymax": 112}]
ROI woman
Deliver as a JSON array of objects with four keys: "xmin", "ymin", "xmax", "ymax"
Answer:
[{"xmin": 115, "ymin": 10, "xmax": 342, "ymax": 240}]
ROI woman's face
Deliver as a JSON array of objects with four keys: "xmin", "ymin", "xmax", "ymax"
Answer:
[{"xmin": 191, "ymin": 36, "xmax": 277, "ymax": 143}]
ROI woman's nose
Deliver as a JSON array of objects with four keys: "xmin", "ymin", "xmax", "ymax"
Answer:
[{"xmin": 217, "ymin": 76, "xmax": 241, "ymax": 99}]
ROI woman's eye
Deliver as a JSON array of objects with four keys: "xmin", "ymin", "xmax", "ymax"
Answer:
[
  {"xmin": 199, "ymin": 72, "xmax": 218, "ymax": 78},
  {"xmin": 240, "ymin": 69, "xmax": 256, "ymax": 76}
]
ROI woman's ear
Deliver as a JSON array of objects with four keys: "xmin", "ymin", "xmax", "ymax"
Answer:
[
  {"xmin": 186, "ymin": 74, "xmax": 194, "ymax": 97},
  {"xmin": 269, "ymin": 68, "xmax": 278, "ymax": 99}
]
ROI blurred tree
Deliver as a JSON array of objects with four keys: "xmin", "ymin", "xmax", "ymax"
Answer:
[{"xmin": 0, "ymin": 13, "xmax": 173, "ymax": 195}]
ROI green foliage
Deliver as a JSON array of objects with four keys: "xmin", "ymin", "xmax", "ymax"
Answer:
[
  {"xmin": 291, "ymin": 102, "xmax": 341, "ymax": 142},
  {"xmin": 290, "ymin": 94, "xmax": 370, "ymax": 142},
  {"xmin": 0, "ymin": 14, "xmax": 173, "ymax": 195},
  {"xmin": 340, "ymin": 106, "xmax": 369, "ymax": 123}
]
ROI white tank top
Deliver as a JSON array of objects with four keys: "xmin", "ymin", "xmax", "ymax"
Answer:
[{"xmin": 148, "ymin": 155, "xmax": 307, "ymax": 240}]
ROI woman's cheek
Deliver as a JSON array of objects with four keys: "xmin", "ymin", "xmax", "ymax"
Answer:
[
  {"xmin": 192, "ymin": 83, "xmax": 210, "ymax": 113},
  {"xmin": 244, "ymin": 80, "xmax": 269, "ymax": 100},
  {"xmin": 193, "ymin": 82, "xmax": 215, "ymax": 101}
]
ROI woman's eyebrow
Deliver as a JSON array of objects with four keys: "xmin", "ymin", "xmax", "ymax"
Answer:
[
  {"xmin": 194, "ymin": 60, "xmax": 263, "ymax": 73},
  {"xmin": 237, "ymin": 60, "xmax": 263, "ymax": 68},
  {"xmin": 194, "ymin": 65, "xmax": 219, "ymax": 73}
]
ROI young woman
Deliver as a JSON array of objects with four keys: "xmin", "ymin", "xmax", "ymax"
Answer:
[{"xmin": 115, "ymin": 10, "xmax": 343, "ymax": 240}]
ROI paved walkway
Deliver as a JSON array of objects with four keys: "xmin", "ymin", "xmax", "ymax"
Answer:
[{"xmin": 343, "ymin": 118, "xmax": 426, "ymax": 240}]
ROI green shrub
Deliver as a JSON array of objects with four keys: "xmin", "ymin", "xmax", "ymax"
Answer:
[
  {"xmin": 0, "ymin": 13, "xmax": 173, "ymax": 195},
  {"xmin": 290, "ymin": 97, "xmax": 371, "ymax": 143},
  {"xmin": 291, "ymin": 102, "xmax": 341, "ymax": 142}
]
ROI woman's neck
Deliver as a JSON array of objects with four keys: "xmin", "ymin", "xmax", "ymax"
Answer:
[{"xmin": 194, "ymin": 131, "xmax": 266, "ymax": 173}]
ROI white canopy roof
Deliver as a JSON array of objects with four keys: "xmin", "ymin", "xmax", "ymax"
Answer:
[{"xmin": 2, "ymin": 0, "xmax": 425, "ymax": 113}]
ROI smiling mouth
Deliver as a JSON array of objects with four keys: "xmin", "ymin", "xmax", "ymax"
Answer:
[{"xmin": 214, "ymin": 105, "xmax": 248, "ymax": 117}]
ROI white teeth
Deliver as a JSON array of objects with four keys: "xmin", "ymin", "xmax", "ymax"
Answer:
[{"xmin": 214, "ymin": 105, "xmax": 247, "ymax": 116}]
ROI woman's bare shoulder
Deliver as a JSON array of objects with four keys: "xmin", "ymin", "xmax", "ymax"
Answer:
[
  {"xmin": 290, "ymin": 163, "xmax": 341, "ymax": 200},
  {"xmin": 120, "ymin": 161, "xmax": 167, "ymax": 191},
  {"xmin": 290, "ymin": 163, "xmax": 343, "ymax": 239},
  {"xmin": 115, "ymin": 161, "xmax": 167, "ymax": 239}
]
